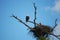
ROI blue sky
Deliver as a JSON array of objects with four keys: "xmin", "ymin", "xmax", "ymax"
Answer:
[{"xmin": 0, "ymin": 0, "xmax": 60, "ymax": 40}]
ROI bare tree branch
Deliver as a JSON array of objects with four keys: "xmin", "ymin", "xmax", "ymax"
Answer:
[
  {"xmin": 51, "ymin": 19, "xmax": 58, "ymax": 32},
  {"xmin": 11, "ymin": 14, "xmax": 32, "ymax": 30},
  {"xmin": 33, "ymin": 3, "xmax": 37, "ymax": 27},
  {"xmin": 28, "ymin": 21, "xmax": 39, "ymax": 25},
  {"xmin": 50, "ymin": 33, "xmax": 60, "ymax": 40}
]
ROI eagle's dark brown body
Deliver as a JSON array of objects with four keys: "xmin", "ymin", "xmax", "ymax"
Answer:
[{"xmin": 26, "ymin": 16, "xmax": 29, "ymax": 22}]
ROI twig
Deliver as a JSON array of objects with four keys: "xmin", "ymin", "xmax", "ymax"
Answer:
[
  {"xmin": 11, "ymin": 15, "xmax": 32, "ymax": 30},
  {"xmin": 28, "ymin": 21, "xmax": 39, "ymax": 25},
  {"xmin": 33, "ymin": 3, "xmax": 37, "ymax": 27},
  {"xmin": 51, "ymin": 19, "xmax": 57, "ymax": 32},
  {"xmin": 50, "ymin": 33, "xmax": 60, "ymax": 40}
]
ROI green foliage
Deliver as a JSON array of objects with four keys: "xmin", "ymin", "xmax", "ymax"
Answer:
[{"xmin": 37, "ymin": 36, "xmax": 50, "ymax": 40}]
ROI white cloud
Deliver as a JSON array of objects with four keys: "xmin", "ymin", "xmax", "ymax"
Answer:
[
  {"xmin": 44, "ymin": 0, "xmax": 60, "ymax": 13},
  {"xmin": 52, "ymin": 0, "xmax": 60, "ymax": 12}
]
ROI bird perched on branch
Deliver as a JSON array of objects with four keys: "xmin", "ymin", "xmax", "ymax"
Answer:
[{"xmin": 26, "ymin": 16, "xmax": 29, "ymax": 22}]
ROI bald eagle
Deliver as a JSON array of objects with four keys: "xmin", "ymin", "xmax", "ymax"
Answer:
[{"xmin": 26, "ymin": 16, "xmax": 29, "ymax": 22}]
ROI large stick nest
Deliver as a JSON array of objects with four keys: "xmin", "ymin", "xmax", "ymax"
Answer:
[{"xmin": 30, "ymin": 24, "xmax": 52, "ymax": 37}]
